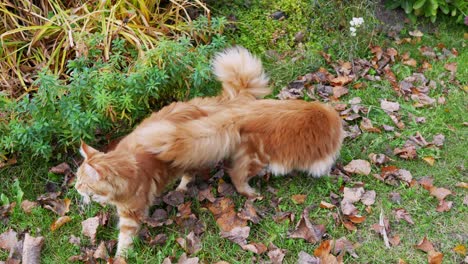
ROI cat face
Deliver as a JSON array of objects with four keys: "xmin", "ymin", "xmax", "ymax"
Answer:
[{"xmin": 75, "ymin": 142, "xmax": 114, "ymax": 205}]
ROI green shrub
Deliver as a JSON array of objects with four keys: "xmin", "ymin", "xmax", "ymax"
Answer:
[
  {"xmin": 0, "ymin": 21, "xmax": 227, "ymax": 160},
  {"xmin": 386, "ymin": 0, "xmax": 467, "ymax": 23}
]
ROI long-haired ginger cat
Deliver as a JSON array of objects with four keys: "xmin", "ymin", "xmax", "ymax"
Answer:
[
  {"xmin": 75, "ymin": 46, "xmax": 269, "ymax": 256},
  {"xmin": 146, "ymin": 99, "xmax": 344, "ymax": 198}
]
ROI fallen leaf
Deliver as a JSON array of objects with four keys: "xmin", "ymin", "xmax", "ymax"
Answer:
[
  {"xmin": 340, "ymin": 200, "xmax": 358, "ymax": 216},
  {"xmin": 177, "ymin": 232, "xmax": 202, "ymax": 255},
  {"xmin": 220, "ymin": 226, "xmax": 250, "ymax": 246},
  {"xmin": 81, "ymin": 216, "xmax": 100, "ymax": 244},
  {"xmin": 268, "ymin": 247, "xmax": 286, "ymax": 264},
  {"xmin": 418, "ymin": 176, "xmax": 434, "ymax": 190},
  {"xmin": 343, "ymin": 187, "xmax": 365, "ymax": 203},
  {"xmin": 343, "ymin": 160, "xmax": 371, "ymax": 175},
  {"xmin": 389, "ymin": 192, "xmax": 402, "ymax": 204},
  {"xmin": 444, "ymin": 62, "xmax": 457, "ymax": 73},
  {"xmin": 93, "ymin": 241, "xmax": 108, "ymax": 260},
  {"xmin": 393, "ymin": 146, "xmax": 417, "ymax": 159},
  {"xmin": 241, "ymin": 242, "xmax": 267, "ymax": 254},
  {"xmin": 49, "ymin": 162, "xmax": 71, "ymax": 175},
  {"xmin": 332, "ymin": 86, "xmax": 349, "ymax": 99},
  {"xmin": 330, "ymin": 76, "xmax": 353, "ymax": 86},
  {"xmin": 380, "ymin": 100, "xmax": 400, "ymax": 112},
  {"xmin": 272, "ymin": 211, "xmax": 294, "ymax": 223},
  {"xmin": 22, "ymin": 233, "xmax": 44, "ymax": 264},
  {"xmin": 409, "ymin": 30, "xmax": 423, "ymax": 37},
  {"xmin": 69, "ymin": 235, "xmax": 81, "ymax": 246},
  {"xmin": 431, "ymin": 134, "xmax": 445, "ymax": 147},
  {"xmin": 456, "ymin": 182, "xmax": 468, "ymax": 189},
  {"xmin": 177, "ymin": 253, "xmax": 199, "ymax": 264},
  {"xmin": 429, "ymin": 187, "xmax": 452, "ymax": 201},
  {"xmin": 217, "ymin": 179, "xmax": 236, "ymax": 196},
  {"xmin": 207, "ymin": 197, "xmax": 247, "ymax": 232},
  {"xmin": 319, "ymin": 201, "xmax": 336, "ymax": 209},
  {"xmin": 394, "ymin": 208, "xmax": 414, "ymax": 224},
  {"xmin": 436, "ymin": 200, "xmax": 453, "ymax": 212},
  {"xmin": 347, "ymin": 214, "xmax": 366, "ymax": 224},
  {"xmin": 51, "ymin": 216, "xmax": 72, "ymax": 231},
  {"xmin": 332, "ymin": 237, "xmax": 359, "ymax": 258},
  {"xmin": 0, "ymin": 229, "xmax": 17, "ymax": 252},
  {"xmin": 144, "ymin": 208, "xmax": 170, "ymax": 227},
  {"xmin": 360, "ymin": 118, "xmax": 381, "ymax": 133},
  {"xmin": 389, "ymin": 235, "xmax": 401, "ymax": 246},
  {"xmin": 288, "ymin": 207, "xmax": 325, "ymax": 243},
  {"xmin": 20, "ymin": 200, "xmax": 38, "ymax": 214},
  {"xmin": 428, "ymin": 250, "xmax": 443, "ymax": 264},
  {"xmin": 149, "ymin": 233, "xmax": 168, "ymax": 246},
  {"xmin": 453, "ymin": 244, "xmax": 466, "ymax": 256},
  {"xmin": 198, "ymin": 187, "xmax": 215, "ymax": 203},
  {"xmin": 415, "ymin": 237, "xmax": 435, "ymax": 253},
  {"xmin": 422, "ymin": 157, "xmax": 435, "ymax": 166},
  {"xmin": 163, "ymin": 191, "xmax": 185, "ymax": 207},
  {"xmin": 0, "ymin": 156, "xmax": 17, "ymax": 169},
  {"xmin": 37, "ymin": 193, "xmax": 71, "ymax": 216},
  {"xmin": 297, "ymin": 251, "xmax": 320, "ymax": 264},
  {"xmin": 313, "ymin": 240, "xmax": 339, "ymax": 263},
  {"xmin": 291, "ymin": 194, "xmax": 307, "ymax": 205},
  {"xmin": 361, "ymin": 190, "xmax": 376, "ymax": 206},
  {"xmin": 342, "ymin": 220, "xmax": 357, "ymax": 231},
  {"xmin": 237, "ymin": 200, "xmax": 261, "ymax": 224}
]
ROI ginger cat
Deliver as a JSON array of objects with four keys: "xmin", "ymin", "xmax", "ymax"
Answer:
[
  {"xmin": 75, "ymin": 46, "xmax": 270, "ymax": 256},
  {"xmin": 146, "ymin": 99, "xmax": 344, "ymax": 198}
]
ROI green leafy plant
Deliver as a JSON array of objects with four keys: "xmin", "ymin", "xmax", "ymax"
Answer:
[
  {"xmin": 0, "ymin": 20, "xmax": 227, "ymax": 160},
  {"xmin": 386, "ymin": 0, "xmax": 467, "ymax": 23}
]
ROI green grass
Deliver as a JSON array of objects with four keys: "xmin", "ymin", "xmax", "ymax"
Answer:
[{"xmin": 1, "ymin": 0, "xmax": 467, "ymax": 263}]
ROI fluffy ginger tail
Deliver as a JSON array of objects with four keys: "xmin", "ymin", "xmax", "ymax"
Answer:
[
  {"xmin": 213, "ymin": 46, "xmax": 270, "ymax": 99},
  {"xmin": 140, "ymin": 112, "xmax": 241, "ymax": 169}
]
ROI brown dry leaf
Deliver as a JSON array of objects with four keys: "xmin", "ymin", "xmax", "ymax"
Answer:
[
  {"xmin": 394, "ymin": 208, "xmax": 414, "ymax": 224},
  {"xmin": 149, "ymin": 233, "xmax": 168, "ymax": 246},
  {"xmin": 389, "ymin": 235, "xmax": 401, "ymax": 246},
  {"xmin": 319, "ymin": 201, "xmax": 336, "ymax": 209},
  {"xmin": 418, "ymin": 176, "xmax": 434, "ymax": 190},
  {"xmin": 51, "ymin": 216, "xmax": 72, "ymax": 231},
  {"xmin": 218, "ymin": 179, "xmax": 236, "ymax": 196},
  {"xmin": 298, "ymin": 251, "xmax": 321, "ymax": 264},
  {"xmin": 0, "ymin": 202, "xmax": 15, "ymax": 225},
  {"xmin": 207, "ymin": 197, "xmax": 247, "ymax": 232},
  {"xmin": 93, "ymin": 241, "xmax": 108, "ymax": 260},
  {"xmin": 343, "ymin": 187, "xmax": 365, "ymax": 203},
  {"xmin": 49, "ymin": 162, "xmax": 71, "ymax": 175},
  {"xmin": 20, "ymin": 200, "xmax": 38, "ymax": 214},
  {"xmin": 389, "ymin": 192, "xmax": 402, "ymax": 204},
  {"xmin": 81, "ymin": 216, "xmax": 100, "ymax": 244},
  {"xmin": 268, "ymin": 247, "xmax": 286, "ymax": 264},
  {"xmin": 332, "ymin": 237, "xmax": 359, "ymax": 258},
  {"xmin": 415, "ymin": 237, "xmax": 435, "ymax": 253},
  {"xmin": 330, "ymin": 76, "xmax": 353, "ymax": 86},
  {"xmin": 342, "ymin": 220, "xmax": 357, "ymax": 231},
  {"xmin": 409, "ymin": 30, "xmax": 423, "ymax": 37},
  {"xmin": 343, "ymin": 160, "xmax": 371, "ymax": 175},
  {"xmin": 198, "ymin": 187, "xmax": 215, "ymax": 203},
  {"xmin": 340, "ymin": 200, "xmax": 358, "ymax": 216},
  {"xmin": 163, "ymin": 191, "xmax": 185, "ymax": 207},
  {"xmin": 347, "ymin": 214, "xmax": 366, "ymax": 224},
  {"xmin": 272, "ymin": 211, "xmax": 294, "ymax": 223},
  {"xmin": 220, "ymin": 226, "xmax": 250, "ymax": 246},
  {"xmin": 237, "ymin": 200, "xmax": 261, "ymax": 224},
  {"xmin": 383, "ymin": 66, "xmax": 400, "ymax": 93},
  {"xmin": 360, "ymin": 118, "xmax": 381, "ymax": 133},
  {"xmin": 22, "ymin": 233, "xmax": 45, "ymax": 264},
  {"xmin": 241, "ymin": 242, "xmax": 268, "ymax": 254},
  {"xmin": 429, "ymin": 187, "xmax": 452, "ymax": 201},
  {"xmin": 456, "ymin": 182, "xmax": 468, "ymax": 189},
  {"xmin": 291, "ymin": 194, "xmax": 307, "ymax": 205},
  {"xmin": 393, "ymin": 146, "xmax": 417, "ymax": 159},
  {"xmin": 361, "ymin": 190, "xmax": 376, "ymax": 206},
  {"xmin": 428, "ymin": 250, "xmax": 443, "ymax": 264},
  {"xmin": 422, "ymin": 157, "xmax": 435, "ymax": 166},
  {"xmin": 177, "ymin": 231, "xmax": 202, "ymax": 255},
  {"xmin": 0, "ymin": 229, "xmax": 17, "ymax": 252},
  {"xmin": 313, "ymin": 240, "xmax": 339, "ymax": 263},
  {"xmin": 0, "ymin": 156, "xmax": 17, "ymax": 169},
  {"xmin": 368, "ymin": 153, "xmax": 390, "ymax": 165},
  {"xmin": 403, "ymin": 58, "xmax": 417, "ymax": 67},
  {"xmin": 332, "ymin": 86, "xmax": 349, "ymax": 99},
  {"xmin": 69, "ymin": 235, "xmax": 81, "ymax": 246},
  {"xmin": 432, "ymin": 134, "xmax": 445, "ymax": 147},
  {"xmin": 436, "ymin": 200, "xmax": 453, "ymax": 212},
  {"xmin": 37, "ymin": 193, "xmax": 71, "ymax": 216},
  {"xmin": 444, "ymin": 62, "xmax": 457, "ymax": 73},
  {"xmin": 288, "ymin": 207, "xmax": 325, "ymax": 243},
  {"xmin": 144, "ymin": 208, "xmax": 170, "ymax": 227},
  {"xmin": 177, "ymin": 253, "xmax": 199, "ymax": 264},
  {"xmin": 453, "ymin": 244, "xmax": 466, "ymax": 256},
  {"xmin": 381, "ymin": 100, "xmax": 400, "ymax": 112}
]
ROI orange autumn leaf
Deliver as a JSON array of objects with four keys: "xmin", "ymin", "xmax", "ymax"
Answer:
[
  {"xmin": 51, "ymin": 216, "xmax": 71, "ymax": 231},
  {"xmin": 453, "ymin": 244, "xmax": 466, "ymax": 256},
  {"xmin": 428, "ymin": 250, "xmax": 443, "ymax": 264},
  {"xmin": 422, "ymin": 156, "xmax": 435, "ymax": 166}
]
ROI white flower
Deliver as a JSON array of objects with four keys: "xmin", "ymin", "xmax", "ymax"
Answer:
[
  {"xmin": 350, "ymin": 17, "xmax": 364, "ymax": 28},
  {"xmin": 350, "ymin": 32, "xmax": 356, "ymax": 37},
  {"xmin": 350, "ymin": 27, "xmax": 356, "ymax": 32}
]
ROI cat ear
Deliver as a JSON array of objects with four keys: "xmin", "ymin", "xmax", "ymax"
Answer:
[
  {"xmin": 80, "ymin": 140, "xmax": 99, "ymax": 160},
  {"xmin": 83, "ymin": 163, "xmax": 101, "ymax": 181}
]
